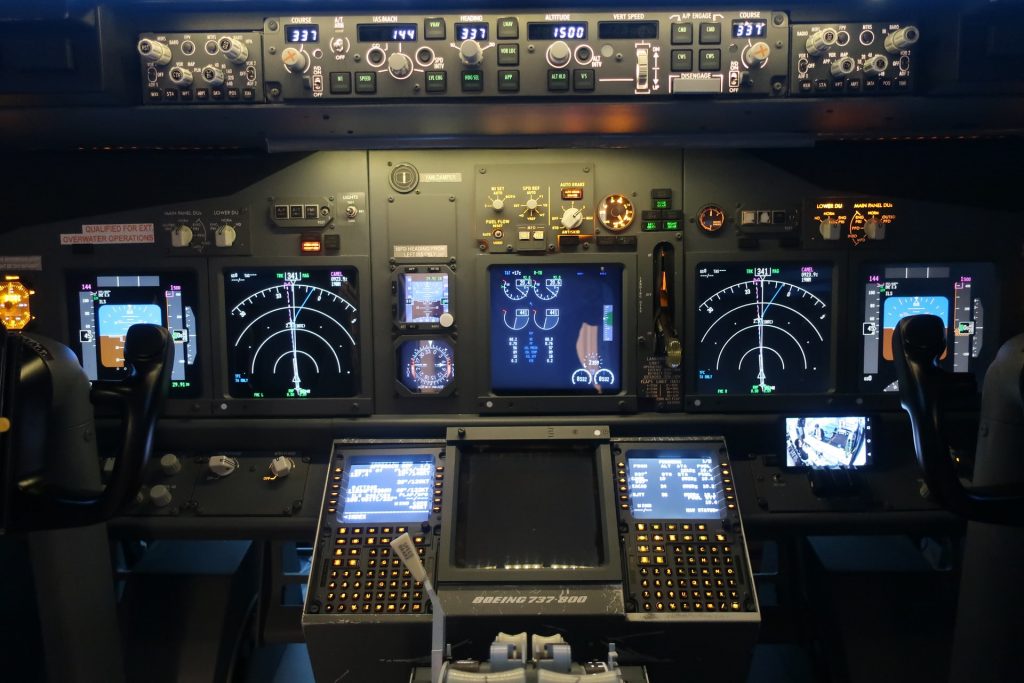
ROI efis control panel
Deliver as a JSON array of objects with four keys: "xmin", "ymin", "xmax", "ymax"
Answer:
[
  {"xmin": 138, "ymin": 32, "xmax": 265, "ymax": 103},
  {"xmin": 791, "ymin": 23, "xmax": 918, "ymax": 95}
]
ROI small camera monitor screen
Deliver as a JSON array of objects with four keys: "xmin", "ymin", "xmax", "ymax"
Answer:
[
  {"xmin": 860, "ymin": 263, "xmax": 996, "ymax": 392},
  {"xmin": 489, "ymin": 264, "xmax": 622, "ymax": 394},
  {"xmin": 338, "ymin": 455, "xmax": 434, "ymax": 524},
  {"xmin": 67, "ymin": 272, "xmax": 201, "ymax": 397},
  {"xmin": 785, "ymin": 417, "xmax": 873, "ymax": 469},
  {"xmin": 398, "ymin": 272, "xmax": 450, "ymax": 324},
  {"xmin": 453, "ymin": 447, "xmax": 604, "ymax": 569},
  {"xmin": 627, "ymin": 451, "xmax": 725, "ymax": 520}
]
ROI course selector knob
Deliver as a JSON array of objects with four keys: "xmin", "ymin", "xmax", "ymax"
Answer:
[
  {"xmin": 202, "ymin": 66, "xmax": 225, "ymax": 87},
  {"xmin": 459, "ymin": 40, "xmax": 483, "ymax": 66},
  {"xmin": 744, "ymin": 41, "xmax": 771, "ymax": 68},
  {"xmin": 282, "ymin": 47, "xmax": 308, "ymax": 73},
  {"xmin": 388, "ymin": 52, "xmax": 413, "ymax": 79},
  {"xmin": 547, "ymin": 41, "xmax": 572, "ymax": 67},
  {"xmin": 219, "ymin": 36, "xmax": 249, "ymax": 64},
  {"xmin": 138, "ymin": 39, "xmax": 172, "ymax": 66}
]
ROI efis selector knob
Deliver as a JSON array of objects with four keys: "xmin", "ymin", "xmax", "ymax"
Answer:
[
  {"xmin": 138, "ymin": 39, "xmax": 172, "ymax": 66},
  {"xmin": 219, "ymin": 36, "xmax": 248, "ymax": 64},
  {"xmin": 885, "ymin": 26, "xmax": 919, "ymax": 54},
  {"xmin": 830, "ymin": 56, "xmax": 856, "ymax": 78},
  {"xmin": 201, "ymin": 66, "xmax": 225, "ymax": 87},
  {"xmin": 561, "ymin": 207, "xmax": 584, "ymax": 230},
  {"xmin": 547, "ymin": 41, "xmax": 572, "ymax": 67},
  {"xmin": 282, "ymin": 47, "xmax": 308, "ymax": 73},
  {"xmin": 459, "ymin": 39, "xmax": 483, "ymax": 66},
  {"xmin": 388, "ymin": 52, "xmax": 413, "ymax": 79},
  {"xmin": 864, "ymin": 54, "xmax": 889, "ymax": 75},
  {"xmin": 805, "ymin": 28, "xmax": 838, "ymax": 57},
  {"xmin": 168, "ymin": 66, "xmax": 193, "ymax": 87},
  {"xmin": 744, "ymin": 41, "xmax": 771, "ymax": 68}
]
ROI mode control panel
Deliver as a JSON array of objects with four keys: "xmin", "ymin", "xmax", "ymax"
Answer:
[
  {"xmin": 261, "ymin": 10, "xmax": 789, "ymax": 99},
  {"xmin": 791, "ymin": 22, "xmax": 918, "ymax": 95},
  {"xmin": 139, "ymin": 32, "xmax": 265, "ymax": 103}
]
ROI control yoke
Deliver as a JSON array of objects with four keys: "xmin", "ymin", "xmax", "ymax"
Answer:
[{"xmin": 893, "ymin": 314, "xmax": 1024, "ymax": 525}]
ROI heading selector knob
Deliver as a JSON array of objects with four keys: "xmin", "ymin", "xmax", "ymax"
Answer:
[
  {"xmin": 219, "ymin": 36, "xmax": 248, "ymax": 64},
  {"xmin": 885, "ymin": 26, "xmax": 919, "ymax": 54},
  {"xmin": 201, "ymin": 66, "xmax": 225, "ymax": 87},
  {"xmin": 388, "ymin": 51, "xmax": 413, "ymax": 79},
  {"xmin": 546, "ymin": 41, "xmax": 572, "ymax": 68},
  {"xmin": 459, "ymin": 39, "xmax": 483, "ymax": 66},
  {"xmin": 137, "ymin": 39, "xmax": 172, "ymax": 66},
  {"xmin": 281, "ymin": 47, "xmax": 308, "ymax": 73}
]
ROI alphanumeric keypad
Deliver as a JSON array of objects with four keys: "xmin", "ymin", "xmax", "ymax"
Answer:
[{"xmin": 321, "ymin": 526, "xmax": 429, "ymax": 614}]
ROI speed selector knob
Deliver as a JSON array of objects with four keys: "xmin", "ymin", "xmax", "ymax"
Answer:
[
  {"xmin": 546, "ymin": 41, "xmax": 572, "ymax": 67},
  {"xmin": 168, "ymin": 66, "xmax": 193, "ymax": 87},
  {"xmin": 281, "ymin": 47, "xmax": 308, "ymax": 73},
  {"xmin": 137, "ymin": 39, "xmax": 172, "ymax": 66},
  {"xmin": 219, "ymin": 36, "xmax": 249, "ymax": 64},
  {"xmin": 884, "ymin": 26, "xmax": 919, "ymax": 54},
  {"xmin": 561, "ymin": 207, "xmax": 584, "ymax": 230},
  {"xmin": 388, "ymin": 52, "xmax": 413, "ymax": 79},
  {"xmin": 202, "ymin": 66, "xmax": 225, "ymax": 87},
  {"xmin": 459, "ymin": 39, "xmax": 483, "ymax": 66},
  {"xmin": 160, "ymin": 453, "xmax": 182, "ymax": 476}
]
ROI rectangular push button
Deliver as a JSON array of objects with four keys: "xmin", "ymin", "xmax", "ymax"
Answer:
[
  {"xmin": 497, "ymin": 70, "xmax": 519, "ymax": 92},
  {"xmin": 355, "ymin": 72, "xmax": 376, "ymax": 93},
  {"xmin": 547, "ymin": 69, "xmax": 570, "ymax": 91},
  {"xmin": 699, "ymin": 49, "xmax": 721, "ymax": 71},
  {"xmin": 671, "ymin": 23, "xmax": 693, "ymax": 45},
  {"xmin": 497, "ymin": 17, "xmax": 519, "ymax": 39},
  {"xmin": 424, "ymin": 18, "xmax": 445, "ymax": 40},
  {"xmin": 671, "ymin": 50, "xmax": 693, "ymax": 72},
  {"xmin": 329, "ymin": 72, "xmax": 351, "ymax": 94},
  {"xmin": 497, "ymin": 44, "xmax": 519, "ymax": 66},
  {"xmin": 573, "ymin": 69, "xmax": 595, "ymax": 91},
  {"xmin": 461, "ymin": 71, "xmax": 483, "ymax": 92},
  {"xmin": 700, "ymin": 22, "xmax": 721, "ymax": 44},
  {"xmin": 425, "ymin": 71, "xmax": 446, "ymax": 92}
]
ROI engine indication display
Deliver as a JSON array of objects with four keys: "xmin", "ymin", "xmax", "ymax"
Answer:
[
  {"xmin": 224, "ymin": 268, "xmax": 360, "ymax": 399},
  {"xmin": 397, "ymin": 337, "xmax": 455, "ymax": 395},
  {"xmin": 695, "ymin": 263, "xmax": 833, "ymax": 395},
  {"xmin": 490, "ymin": 264, "xmax": 622, "ymax": 394},
  {"xmin": 860, "ymin": 263, "xmax": 996, "ymax": 392}
]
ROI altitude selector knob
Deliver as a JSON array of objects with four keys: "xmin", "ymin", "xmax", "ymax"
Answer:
[
  {"xmin": 281, "ymin": 47, "xmax": 308, "ymax": 73},
  {"xmin": 388, "ymin": 52, "xmax": 413, "ymax": 79},
  {"xmin": 547, "ymin": 41, "xmax": 572, "ymax": 67},
  {"xmin": 459, "ymin": 40, "xmax": 483, "ymax": 66}
]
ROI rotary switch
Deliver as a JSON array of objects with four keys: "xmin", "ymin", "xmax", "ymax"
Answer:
[
  {"xmin": 547, "ymin": 41, "xmax": 572, "ymax": 68},
  {"xmin": 160, "ymin": 453, "xmax": 182, "ymax": 476},
  {"xmin": 459, "ymin": 40, "xmax": 483, "ymax": 66},
  {"xmin": 805, "ymin": 28, "xmax": 838, "ymax": 57},
  {"xmin": 168, "ymin": 66, "xmax": 193, "ymax": 87},
  {"xmin": 137, "ymin": 39, "xmax": 172, "ymax": 66},
  {"xmin": 388, "ymin": 52, "xmax": 414, "ymax": 79},
  {"xmin": 885, "ymin": 26, "xmax": 919, "ymax": 54},
  {"xmin": 171, "ymin": 225, "xmax": 194, "ymax": 248},
  {"xmin": 201, "ymin": 66, "xmax": 225, "ymax": 87},
  {"xmin": 219, "ymin": 37, "xmax": 249, "ymax": 64},
  {"xmin": 864, "ymin": 54, "xmax": 889, "ymax": 75},
  {"xmin": 560, "ymin": 207, "xmax": 585, "ymax": 230},
  {"xmin": 282, "ymin": 47, "xmax": 308, "ymax": 73}
]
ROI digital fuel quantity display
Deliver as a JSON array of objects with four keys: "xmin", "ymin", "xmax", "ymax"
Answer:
[
  {"xmin": 224, "ymin": 267, "xmax": 360, "ymax": 399},
  {"xmin": 695, "ymin": 263, "xmax": 833, "ymax": 395}
]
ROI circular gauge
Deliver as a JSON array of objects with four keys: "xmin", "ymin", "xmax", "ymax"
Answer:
[
  {"xmin": 398, "ymin": 338, "xmax": 455, "ymax": 395},
  {"xmin": 698, "ymin": 205, "xmax": 726, "ymax": 232},
  {"xmin": 597, "ymin": 194, "xmax": 635, "ymax": 232},
  {"xmin": 501, "ymin": 274, "xmax": 533, "ymax": 301},
  {"xmin": 0, "ymin": 279, "xmax": 32, "ymax": 330},
  {"xmin": 695, "ymin": 263, "xmax": 833, "ymax": 395},
  {"xmin": 225, "ymin": 268, "xmax": 360, "ymax": 399},
  {"xmin": 532, "ymin": 273, "xmax": 563, "ymax": 301}
]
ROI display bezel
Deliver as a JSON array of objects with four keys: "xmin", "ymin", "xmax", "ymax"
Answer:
[
  {"xmin": 212, "ymin": 257, "xmax": 372, "ymax": 417},
  {"xmin": 475, "ymin": 254, "xmax": 637, "ymax": 415},
  {"xmin": 685, "ymin": 253, "xmax": 840, "ymax": 412},
  {"xmin": 781, "ymin": 415, "xmax": 875, "ymax": 470},
  {"xmin": 391, "ymin": 265, "xmax": 455, "ymax": 331},
  {"xmin": 436, "ymin": 425, "xmax": 621, "ymax": 584},
  {"xmin": 393, "ymin": 335, "xmax": 457, "ymax": 398}
]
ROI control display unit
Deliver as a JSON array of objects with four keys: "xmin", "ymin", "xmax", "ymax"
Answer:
[
  {"xmin": 66, "ymin": 272, "xmax": 200, "ymax": 396},
  {"xmin": 489, "ymin": 264, "xmax": 622, "ymax": 394},
  {"xmin": 338, "ymin": 454, "xmax": 434, "ymax": 524},
  {"xmin": 694, "ymin": 262, "xmax": 833, "ymax": 396},
  {"xmin": 860, "ymin": 263, "xmax": 995, "ymax": 392},
  {"xmin": 627, "ymin": 451, "xmax": 725, "ymax": 520},
  {"xmin": 784, "ymin": 417, "xmax": 872, "ymax": 469},
  {"xmin": 224, "ymin": 267, "xmax": 360, "ymax": 399},
  {"xmin": 396, "ymin": 337, "xmax": 455, "ymax": 395}
]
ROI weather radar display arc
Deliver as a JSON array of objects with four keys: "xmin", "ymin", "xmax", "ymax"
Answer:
[{"xmin": 695, "ymin": 264, "xmax": 833, "ymax": 395}]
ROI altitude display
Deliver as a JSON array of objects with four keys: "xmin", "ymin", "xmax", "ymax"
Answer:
[
  {"xmin": 695, "ymin": 263, "xmax": 833, "ymax": 395},
  {"xmin": 224, "ymin": 268, "xmax": 360, "ymax": 399},
  {"xmin": 67, "ymin": 272, "xmax": 200, "ymax": 397},
  {"xmin": 489, "ymin": 264, "xmax": 622, "ymax": 394},
  {"xmin": 397, "ymin": 272, "xmax": 450, "ymax": 324},
  {"xmin": 339, "ymin": 455, "xmax": 433, "ymax": 524},
  {"xmin": 627, "ymin": 452, "xmax": 724, "ymax": 520},
  {"xmin": 397, "ymin": 337, "xmax": 455, "ymax": 395},
  {"xmin": 860, "ymin": 263, "xmax": 995, "ymax": 392},
  {"xmin": 785, "ymin": 417, "xmax": 872, "ymax": 469}
]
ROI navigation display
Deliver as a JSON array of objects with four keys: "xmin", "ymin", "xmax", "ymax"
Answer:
[
  {"xmin": 627, "ymin": 452, "xmax": 725, "ymax": 520},
  {"xmin": 860, "ymin": 263, "xmax": 996, "ymax": 392},
  {"xmin": 695, "ymin": 262, "xmax": 833, "ymax": 395},
  {"xmin": 489, "ymin": 264, "xmax": 622, "ymax": 394},
  {"xmin": 785, "ymin": 417, "xmax": 872, "ymax": 469},
  {"xmin": 339, "ymin": 455, "xmax": 434, "ymax": 524},
  {"xmin": 224, "ymin": 267, "xmax": 360, "ymax": 399},
  {"xmin": 397, "ymin": 272, "xmax": 450, "ymax": 324},
  {"xmin": 67, "ymin": 272, "xmax": 200, "ymax": 397}
]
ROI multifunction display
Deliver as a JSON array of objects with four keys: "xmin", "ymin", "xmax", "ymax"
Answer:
[
  {"xmin": 338, "ymin": 455, "xmax": 434, "ymax": 524},
  {"xmin": 860, "ymin": 263, "xmax": 995, "ymax": 392},
  {"xmin": 397, "ymin": 272, "xmax": 450, "ymax": 324},
  {"xmin": 695, "ymin": 263, "xmax": 833, "ymax": 395},
  {"xmin": 489, "ymin": 264, "xmax": 622, "ymax": 394},
  {"xmin": 627, "ymin": 452, "xmax": 725, "ymax": 520},
  {"xmin": 67, "ymin": 272, "xmax": 200, "ymax": 396},
  {"xmin": 785, "ymin": 417, "xmax": 872, "ymax": 469},
  {"xmin": 224, "ymin": 267, "xmax": 360, "ymax": 399}
]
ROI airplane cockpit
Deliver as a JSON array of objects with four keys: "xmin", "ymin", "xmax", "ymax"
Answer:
[{"xmin": 1, "ymin": 1, "xmax": 1023, "ymax": 681}]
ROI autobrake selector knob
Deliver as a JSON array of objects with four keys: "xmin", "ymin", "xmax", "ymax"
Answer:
[
  {"xmin": 219, "ymin": 36, "xmax": 249, "ymax": 64},
  {"xmin": 281, "ymin": 47, "xmax": 308, "ymax": 73},
  {"xmin": 138, "ymin": 39, "xmax": 172, "ymax": 66},
  {"xmin": 561, "ymin": 207, "xmax": 584, "ymax": 229},
  {"xmin": 388, "ymin": 51, "xmax": 413, "ymax": 79},
  {"xmin": 885, "ymin": 26, "xmax": 919, "ymax": 54},
  {"xmin": 459, "ymin": 39, "xmax": 483, "ymax": 66},
  {"xmin": 201, "ymin": 66, "xmax": 225, "ymax": 87},
  {"xmin": 546, "ymin": 41, "xmax": 572, "ymax": 67},
  {"xmin": 168, "ymin": 66, "xmax": 193, "ymax": 87},
  {"xmin": 805, "ymin": 28, "xmax": 838, "ymax": 57}
]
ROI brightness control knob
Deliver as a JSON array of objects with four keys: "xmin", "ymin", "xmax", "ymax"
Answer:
[
  {"xmin": 137, "ymin": 39, "xmax": 172, "ymax": 66},
  {"xmin": 159, "ymin": 453, "xmax": 182, "ymax": 476},
  {"xmin": 388, "ymin": 52, "xmax": 414, "ymax": 79},
  {"xmin": 215, "ymin": 225, "xmax": 237, "ymax": 248},
  {"xmin": 269, "ymin": 456, "xmax": 295, "ymax": 479},
  {"xmin": 459, "ymin": 39, "xmax": 483, "ymax": 66},
  {"xmin": 201, "ymin": 66, "xmax": 225, "ymax": 87},
  {"xmin": 149, "ymin": 484, "xmax": 173, "ymax": 508},
  {"xmin": 561, "ymin": 207, "xmax": 584, "ymax": 230},
  {"xmin": 171, "ymin": 225, "xmax": 194, "ymax": 248},
  {"xmin": 744, "ymin": 41, "xmax": 771, "ymax": 68},
  {"xmin": 546, "ymin": 41, "xmax": 572, "ymax": 67},
  {"xmin": 282, "ymin": 47, "xmax": 308, "ymax": 73}
]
